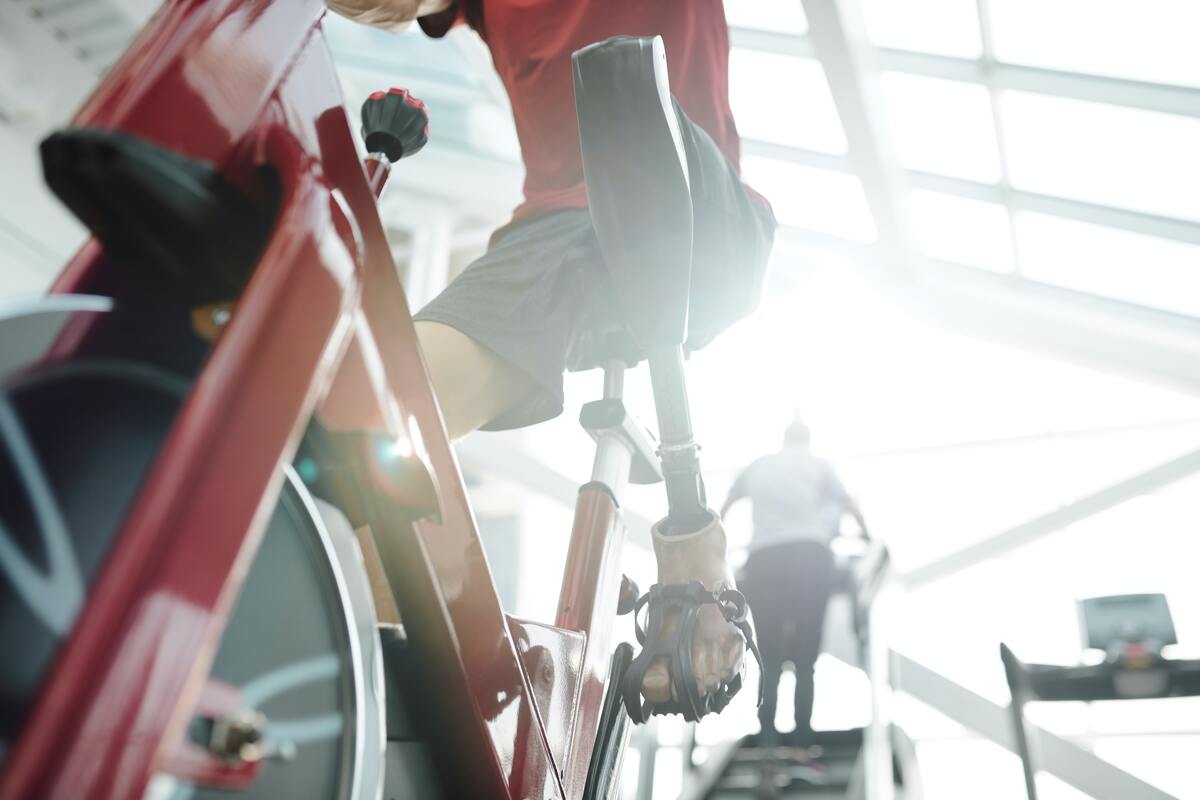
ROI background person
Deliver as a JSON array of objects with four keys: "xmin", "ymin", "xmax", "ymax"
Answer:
[{"xmin": 721, "ymin": 420, "xmax": 868, "ymax": 744}]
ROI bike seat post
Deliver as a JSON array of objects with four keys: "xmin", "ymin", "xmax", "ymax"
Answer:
[
  {"xmin": 603, "ymin": 358, "xmax": 625, "ymax": 400},
  {"xmin": 590, "ymin": 359, "xmax": 634, "ymax": 497}
]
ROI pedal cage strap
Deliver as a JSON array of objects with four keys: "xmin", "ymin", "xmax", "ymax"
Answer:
[{"xmin": 620, "ymin": 582, "xmax": 764, "ymax": 724}]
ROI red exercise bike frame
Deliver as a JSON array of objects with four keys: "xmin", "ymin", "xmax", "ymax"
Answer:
[{"xmin": 0, "ymin": 1, "xmax": 630, "ymax": 798}]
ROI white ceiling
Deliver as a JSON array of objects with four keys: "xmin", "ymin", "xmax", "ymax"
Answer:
[{"xmin": 2, "ymin": 0, "xmax": 1199, "ymax": 390}]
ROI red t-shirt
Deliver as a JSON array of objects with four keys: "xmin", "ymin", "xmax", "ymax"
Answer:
[{"xmin": 420, "ymin": 0, "xmax": 747, "ymax": 221}]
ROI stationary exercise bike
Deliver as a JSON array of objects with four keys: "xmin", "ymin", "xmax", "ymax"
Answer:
[{"xmin": 0, "ymin": 3, "xmax": 746, "ymax": 797}]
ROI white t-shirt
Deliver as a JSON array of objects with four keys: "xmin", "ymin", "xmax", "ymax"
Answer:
[{"xmin": 732, "ymin": 447, "xmax": 849, "ymax": 551}]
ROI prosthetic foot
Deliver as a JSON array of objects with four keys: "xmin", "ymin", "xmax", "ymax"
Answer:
[{"xmin": 622, "ymin": 514, "xmax": 763, "ymax": 722}]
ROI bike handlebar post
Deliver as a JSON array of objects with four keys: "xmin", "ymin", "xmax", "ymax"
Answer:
[{"xmin": 364, "ymin": 152, "xmax": 392, "ymax": 197}]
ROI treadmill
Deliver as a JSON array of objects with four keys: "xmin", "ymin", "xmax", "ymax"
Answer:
[{"xmin": 1001, "ymin": 593, "xmax": 1200, "ymax": 800}]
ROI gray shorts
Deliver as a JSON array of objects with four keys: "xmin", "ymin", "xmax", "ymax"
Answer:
[{"xmin": 414, "ymin": 107, "xmax": 776, "ymax": 431}]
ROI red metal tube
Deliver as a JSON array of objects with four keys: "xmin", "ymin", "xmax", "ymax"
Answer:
[{"xmin": 555, "ymin": 487, "xmax": 628, "ymax": 796}]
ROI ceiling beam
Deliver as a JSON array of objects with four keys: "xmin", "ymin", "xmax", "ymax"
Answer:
[
  {"xmin": 879, "ymin": 47, "xmax": 1200, "ymax": 119},
  {"xmin": 769, "ymin": 230, "xmax": 1200, "ymax": 398},
  {"xmin": 799, "ymin": 0, "xmax": 916, "ymax": 271},
  {"xmin": 729, "ymin": 26, "xmax": 1200, "ymax": 119},
  {"xmin": 903, "ymin": 446, "xmax": 1200, "ymax": 589},
  {"xmin": 911, "ymin": 171, "xmax": 1200, "ymax": 247},
  {"xmin": 744, "ymin": 136, "xmax": 1200, "ymax": 247},
  {"xmin": 909, "ymin": 256, "xmax": 1200, "ymax": 397},
  {"xmin": 729, "ymin": 26, "xmax": 817, "ymax": 59}
]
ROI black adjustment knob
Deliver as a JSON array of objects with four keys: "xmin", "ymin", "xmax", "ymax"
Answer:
[{"xmin": 361, "ymin": 88, "xmax": 429, "ymax": 162}]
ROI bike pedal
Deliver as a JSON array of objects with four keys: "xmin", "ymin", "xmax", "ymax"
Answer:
[{"xmin": 617, "ymin": 575, "xmax": 639, "ymax": 615}]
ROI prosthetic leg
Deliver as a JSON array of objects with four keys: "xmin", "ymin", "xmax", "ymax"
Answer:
[{"xmin": 573, "ymin": 35, "xmax": 763, "ymax": 723}]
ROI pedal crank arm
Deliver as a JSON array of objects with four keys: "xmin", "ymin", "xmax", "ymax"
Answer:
[{"xmin": 583, "ymin": 643, "xmax": 635, "ymax": 799}]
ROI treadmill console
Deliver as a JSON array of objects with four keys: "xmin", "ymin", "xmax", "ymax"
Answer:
[{"xmin": 1078, "ymin": 593, "xmax": 1177, "ymax": 654}]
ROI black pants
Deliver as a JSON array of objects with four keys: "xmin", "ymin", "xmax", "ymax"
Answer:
[{"xmin": 741, "ymin": 540, "xmax": 836, "ymax": 743}]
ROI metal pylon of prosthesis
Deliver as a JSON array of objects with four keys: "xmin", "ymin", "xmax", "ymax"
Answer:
[{"xmin": 648, "ymin": 345, "xmax": 709, "ymax": 534}]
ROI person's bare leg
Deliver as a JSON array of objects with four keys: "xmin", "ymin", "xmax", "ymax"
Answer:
[{"xmin": 415, "ymin": 320, "xmax": 537, "ymax": 440}]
